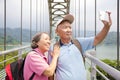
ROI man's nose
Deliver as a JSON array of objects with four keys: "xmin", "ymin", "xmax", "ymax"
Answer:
[{"xmin": 67, "ymin": 27, "xmax": 72, "ymax": 31}]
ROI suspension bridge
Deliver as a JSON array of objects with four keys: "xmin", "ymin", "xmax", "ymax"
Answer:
[{"xmin": 0, "ymin": 0, "xmax": 120, "ymax": 80}]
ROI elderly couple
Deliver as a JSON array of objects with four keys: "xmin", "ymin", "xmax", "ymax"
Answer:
[{"xmin": 24, "ymin": 12, "xmax": 112, "ymax": 80}]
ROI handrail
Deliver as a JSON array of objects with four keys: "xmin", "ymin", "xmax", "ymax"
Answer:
[
  {"xmin": 0, "ymin": 45, "xmax": 31, "ymax": 64},
  {"xmin": 94, "ymin": 66, "xmax": 109, "ymax": 80},
  {"xmin": 85, "ymin": 51, "xmax": 120, "ymax": 80},
  {"xmin": 0, "ymin": 45, "xmax": 30, "ymax": 56}
]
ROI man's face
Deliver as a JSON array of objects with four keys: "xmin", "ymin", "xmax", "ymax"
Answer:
[{"xmin": 56, "ymin": 21, "xmax": 72, "ymax": 39}]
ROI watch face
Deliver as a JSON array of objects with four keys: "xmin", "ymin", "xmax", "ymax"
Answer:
[{"xmin": 99, "ymin": 11, "xmax": 108, "ymax": 21}]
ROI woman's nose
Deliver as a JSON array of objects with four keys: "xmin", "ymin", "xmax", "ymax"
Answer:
[{"xmin": 48, "ymin": 40, "xmax": 51, "ymax": 44}]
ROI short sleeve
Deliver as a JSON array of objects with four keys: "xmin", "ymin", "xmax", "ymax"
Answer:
[
  {"xmin": 77, "ymin": 37, "xmax": 95, "ymax": 53},
  {"xmin": 29, "ymin": 53, "xmax": 49, "ymax": 76}
]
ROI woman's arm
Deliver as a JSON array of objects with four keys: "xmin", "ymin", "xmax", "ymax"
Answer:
[{"xmin": 43, "ymin": 43, "xmax": 60, "ymax": 77}]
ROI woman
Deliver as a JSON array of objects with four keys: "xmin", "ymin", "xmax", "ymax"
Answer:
[{"xmin": 24, "ymin": 32, "xmax": 60, "ymax": 80}]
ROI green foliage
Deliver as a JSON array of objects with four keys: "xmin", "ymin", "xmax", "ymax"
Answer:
[
  {"xmin": 96, "ymin": 59, "xmax": 120, "ymax": 80},
  {"xmin": 0, "ymin": 36, "xmax": 4, "ymax": 45},
  {"xmin": 0, "ymin": 55, "xmax": 4, "ymax": 70},
  {"xmin": 6, "ymin": 35, "xmax": 19, "ymax": 45},
  {"xmin": 0, "ymin": 47, "xmax": 3, "ymax": 51},
  {"xmin": 0, "ymin": 51, "xmax": 28, "ymax": 70},
  {"xmin": 0, "ymin": 35, "xmax": 19, "ymax": 45},
  {"xmin": 0, "ymin": 51, "xmax": 18, "ymax": 70}
]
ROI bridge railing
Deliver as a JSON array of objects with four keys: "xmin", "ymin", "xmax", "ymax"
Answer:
[
  {"xmin": 0, "ymin": 45, "xmax": 31, "ymax": 80},
  {"xmin": 85, "ymin": 51, "xmax": 120, "ymax": 80},
  {"xmin": 0, "ymin": 45, "xmax": 120, "ymax": 80}
]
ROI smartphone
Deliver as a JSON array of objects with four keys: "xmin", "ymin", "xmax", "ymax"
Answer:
[{"xmin": 99, "ymin": 11, "xmax": 108, "ymax": 21}]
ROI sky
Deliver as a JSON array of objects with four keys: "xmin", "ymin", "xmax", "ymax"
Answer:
[
  {"xmin": 70, "ymin": 0, "xmax": 118, "ymax": 32},
  {"xmin": 0, "ymin": 0, "xmax": 50, "ymax": 32},
  {"xmin": 0, "ymin": 0, "xmax": 119, "ymax": 32}
]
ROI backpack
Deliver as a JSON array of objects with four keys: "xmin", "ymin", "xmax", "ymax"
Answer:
[{"xmin": 5, "ymin": 52, "xmax": 35, "ymax": 80}]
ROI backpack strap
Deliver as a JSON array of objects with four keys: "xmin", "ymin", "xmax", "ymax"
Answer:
[
  {"xmin": 29, "ymin": 72, "xmax": 35, "ymax": 80},
  {"xmin": 23, "ymin": 56, "xmax": 35, "ymax": 80},
  {"xmin": 28, "ymin": 50, "xmax": 37, "ymax": 80},
  {"xmin": 25, "ymin": 50, "xmax": 36, "ymax": 80},
  {"xmin": 72, "ymin": 39, "xmax": 85, "ymax": 63}
]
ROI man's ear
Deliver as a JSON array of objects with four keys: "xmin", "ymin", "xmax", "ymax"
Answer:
[{"xmin": 55, "ymin": 28, "xmax": 58, "ymax": 34}]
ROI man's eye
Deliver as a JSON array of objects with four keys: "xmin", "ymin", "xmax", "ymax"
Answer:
[{"xmin": 63, "ymin": 26, "xmax": 67, "ymax": 28}]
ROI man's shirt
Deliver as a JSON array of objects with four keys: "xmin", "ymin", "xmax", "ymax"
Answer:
[{"xmin": 48, "ymin": 37, "xmax": 94, "ymax": 80}]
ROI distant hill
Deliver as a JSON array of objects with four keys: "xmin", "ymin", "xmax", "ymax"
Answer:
[
  {"xmin": 0, "ymin": 28, "xmax": 119, "ymax": 45},
  {"xmin": 104, "ymin": 32, "xmax": 118, "ymax": 45},
  {"xmin": 0, "ymin": 28, "xmax": 36, "ymax": 44}
]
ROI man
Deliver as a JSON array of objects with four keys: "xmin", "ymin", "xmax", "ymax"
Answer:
[{"xmin": 48, "ymin": 12, "xmax": 112, "ymax": 80}]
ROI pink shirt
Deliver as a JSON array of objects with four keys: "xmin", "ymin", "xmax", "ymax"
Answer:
[{"xmin": 24, "ymin": 48, "xmax": 49, "ymax": 80}]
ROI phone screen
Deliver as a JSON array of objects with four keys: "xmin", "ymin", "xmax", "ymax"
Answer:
[{"xmin": 99, "ymin": 11, "xmax": 108, "ymax": 21}]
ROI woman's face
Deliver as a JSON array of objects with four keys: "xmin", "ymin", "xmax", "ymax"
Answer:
[{"xmin": 37, "ymin": 33, "xmax": 51, "ymax": 53}]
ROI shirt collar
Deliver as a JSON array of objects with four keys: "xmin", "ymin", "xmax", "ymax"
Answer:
[
  {"xmin": 33, "ymin": 48, "xmax": 48, "ymax": 62},
  {"xmin": 59, "ymin": 39, "xmax": 73, "ymax": 46},
  {"xmin": 34, "ymin": 48, "xmax": 46, "ymax": 57}
]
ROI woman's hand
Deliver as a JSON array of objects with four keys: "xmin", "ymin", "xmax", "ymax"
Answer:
[
  {"xmin": 43, "ymin": 42, "xmax": 60, "ymax": 77},
  {"xmin": 51, "ymin": 42, "xmax": 60, "ymax": 58}
]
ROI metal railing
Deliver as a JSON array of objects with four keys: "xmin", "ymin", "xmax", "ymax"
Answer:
[
  {"xmin": 0, "ymin": 45, "xmax": 120, "ymax": 80},
  {"xmin": 85, "ymin": 51, "xmax": 120, "ymax": 80},
  {"xmin": 0, "ymin": 45, "xmax": 31, "ymax": 80}
]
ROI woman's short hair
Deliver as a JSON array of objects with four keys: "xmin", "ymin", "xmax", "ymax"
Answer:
[{"xmin": 31, "ymin": 32, "xmax": 48, "ymax": 49}]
